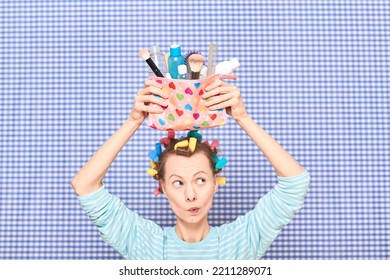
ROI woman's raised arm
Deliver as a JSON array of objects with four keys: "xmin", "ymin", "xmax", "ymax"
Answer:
[
  {"xmin": 71, "ymin": 79, "xmax": 168, "ymax": 196},
  {"xmin": 204, "ymin": 78, "xmax": 304, "ymax": 177}
]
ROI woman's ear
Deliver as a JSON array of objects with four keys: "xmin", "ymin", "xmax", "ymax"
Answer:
[
  {"xmin": 213, "ymin": 175, "xmax": 219, "ymax": 194},
  {"xmin": 159, "ymin": 180, "xmax": 167, "ymax": 197}
]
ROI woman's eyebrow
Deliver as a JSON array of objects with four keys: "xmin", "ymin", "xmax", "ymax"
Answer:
[
  {"xmin": 169, "ymin": 171, "xmax": 207, "ymax": 180},
  {"xmin": 169, "ymin": 174, "xmax": 183, "ymax": 180},
  {"xmin": 194, "ymin": 171, "xmax": 208, "ymax": 176}
]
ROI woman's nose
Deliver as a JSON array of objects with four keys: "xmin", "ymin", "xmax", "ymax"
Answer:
[{"xmin": 185, "ymin": 186, "xmax": 197, "ymax": 202}]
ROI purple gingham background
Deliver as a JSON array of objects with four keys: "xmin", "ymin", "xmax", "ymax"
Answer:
[{"xmin": 1, "ymin": 0, "xmax": 389, "ymax": 259}]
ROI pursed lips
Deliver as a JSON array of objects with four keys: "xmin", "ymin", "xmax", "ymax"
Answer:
[{"xmin": 188, "ymin": 207, "xmax": 200, "ymax": 213}]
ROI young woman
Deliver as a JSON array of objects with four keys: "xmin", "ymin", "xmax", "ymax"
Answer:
[{"xmin": 71, "ymin": 78, "xmax": 310, "ymax": 259}]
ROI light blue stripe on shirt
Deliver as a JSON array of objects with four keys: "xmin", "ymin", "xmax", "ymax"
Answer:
[{"xmin": 77, "ymin": 170, "xmax": 310, "ymax": 260}]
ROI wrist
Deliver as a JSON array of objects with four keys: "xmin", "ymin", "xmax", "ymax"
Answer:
[
  {"xmin": 126, "ymin": 115, "xmax": 144, "ymax": 126},
  {"xmin": 234, "ymin": 113, "xmax": 251, "ymax": 124},
  {"xmin": 235, "ymin": 114, "xmax": 257, "ymax": 134},
  {"xmin": 124, "ymin": 117, "xmax": 143, "ymax": 130}
]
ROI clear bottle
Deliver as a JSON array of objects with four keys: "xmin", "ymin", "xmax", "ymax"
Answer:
[
  {"xmin": 178, "ymin": 64, "xmax": 189, "ymax": 80},
  {"xmin": 168, "ymin": 44, "xmax": 185, "ymax": 79},
  {"xmin": 148, "ymin": 45, "xmax": 167, "ymax": 77},
  {"xmin": 215, "ymin": 57, "xmax": 240, "ymax": 75}
]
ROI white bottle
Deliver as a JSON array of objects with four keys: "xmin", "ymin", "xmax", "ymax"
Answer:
[
  {"xmin": 199, "ymin": 65, "xmax": 208, "ymax": 79},
  {"xmin": 178, "ymin": 64, "xmax": 189, "ymax": 80},
  {"xmin": 215, "ymin": 57, "xmax": 240, "ymax": 75},
  {"xmin": 148, "ymin": 45, "xmax": 167, "ymax": 77}
]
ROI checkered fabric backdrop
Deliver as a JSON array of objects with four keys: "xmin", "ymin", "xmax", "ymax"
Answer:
[{"xmin": 1, "ymin": 0, "xmax": 389, "ymax": 259}]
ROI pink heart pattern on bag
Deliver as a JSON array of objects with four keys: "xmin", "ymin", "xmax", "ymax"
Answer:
[{"xmin": 185, "ymin": 87, "xmax": 193, "ymax": 95}]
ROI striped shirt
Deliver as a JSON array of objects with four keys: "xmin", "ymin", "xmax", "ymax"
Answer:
[{"xmin": 77, "ymin": 170, "xmax": 310, "ymax": 260}]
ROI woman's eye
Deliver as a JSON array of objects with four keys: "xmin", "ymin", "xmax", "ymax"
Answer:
[
  {"xmin": 196, "ymin": 178, "xmax": 206, "ymax": 185},
  {"xmin": 173, "ymin": 181, "xmax": 183, "ymax": 187}
]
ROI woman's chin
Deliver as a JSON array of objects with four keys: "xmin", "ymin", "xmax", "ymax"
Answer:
[{"xmin": 177, "ymin": 212, "xmax": 206, "ymax": 225}]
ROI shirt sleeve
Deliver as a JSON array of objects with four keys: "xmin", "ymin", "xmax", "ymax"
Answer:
[
  {"xmin": 76, "ymin": 184, "xmax": 164, "ymax": 259},
  {"xmin": 248, "ymin": 170, "xmax": 311, "ymax": 258}
]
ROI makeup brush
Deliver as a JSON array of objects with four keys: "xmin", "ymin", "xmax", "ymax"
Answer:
[
  {"xmin": 184, "ymin": 50, "xmax": 202, "ymax": 77},
  {"xmin": 139, "ymin": 48, "xmax": 164, "ymax": 77},
  {"xmin": 188, "ymin": 54, "xmax": 205, "ymax": 79},
  {"xmin": 184, "ymin": 50, "xmax": 201, "ymax": 61}
]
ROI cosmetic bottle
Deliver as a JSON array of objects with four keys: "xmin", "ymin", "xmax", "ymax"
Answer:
[
  {"xmin": 215, "ymin": 57, "xmax": 240, "ymax": 75},
  {"xmin": 168, "ymin": 44, "xmax": 185, "ymax": 79},
  {"xmin": 148, "ymin": 45, "xmax": 167, "ymax": 77},
  {"xmin": 178, "ymin": 64, "xmax": 189, "ymax": 80},
  {"xmin": 199, "ymin": 65, "xmax": 208, "ymax": 79}
]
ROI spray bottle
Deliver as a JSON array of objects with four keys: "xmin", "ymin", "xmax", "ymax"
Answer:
[{"xmin": 215, "ymin": 57, "xmax": 240, "ymax": 75}]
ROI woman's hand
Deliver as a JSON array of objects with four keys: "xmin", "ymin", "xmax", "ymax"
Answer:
[
  {"xmin": 203, "ymin": 78, "xmax": 249, "ymax": 122},
  {"xmin": 128, "ymin": 79, "xmax": 169, "ymax": 125}
]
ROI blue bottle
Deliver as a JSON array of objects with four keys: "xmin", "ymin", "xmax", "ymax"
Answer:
[{"xmin": 168, "ymin": 44, "xmax": 185, "ymax": 79}]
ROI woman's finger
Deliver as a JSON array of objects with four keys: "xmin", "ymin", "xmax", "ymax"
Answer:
[
  {"xmin": 207, "ymin": 98, "xmax": 237, "ymax": 111},
  {"xmin": 138, "ymin": 85, "xmax": 167, "ymax": 99},
  {"xmin": 137, "ymin": 94, "xmax": 169, "ymax": 107},
  {"xmin": 203, "ymin": 86, "xmax": 234, "ymax": 99},
  {"xmin": 144, "ymin": 79, "xmax": 163, "ymax": 88},
  {"xmin": 205, "ymin": 79, "xmax": 223, "ymax": 92},
  {"xmin": 205, "ymin": 91, "xmax": 234, "ymax": 107},
  {"xmin": 205, "ymin": 86, "xmax": 240, "ymax": 106},
  {"xmin": 136, "ymin": 103, "xmax": 164, "ymax": 114}
]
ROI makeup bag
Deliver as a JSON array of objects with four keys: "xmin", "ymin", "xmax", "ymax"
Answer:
[{"xmin": 147, "ymin": 74, "xmax": 235, "ymax": 131}]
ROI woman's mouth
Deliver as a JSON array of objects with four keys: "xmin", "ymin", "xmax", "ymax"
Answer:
[{"xmin": 188, "ymin": 207, "xmax": 199, "ymax": 214}]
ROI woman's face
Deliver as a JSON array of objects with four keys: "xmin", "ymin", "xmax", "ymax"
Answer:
[{"xmin": 160, "ymin": 152, "xmax": 218, "ymax": 225}]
